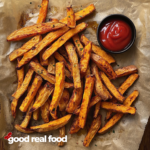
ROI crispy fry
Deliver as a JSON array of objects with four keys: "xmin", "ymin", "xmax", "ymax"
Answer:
[
  {"xmin": 100, "ymin": 72, "xmax": 124, "ymax": 103},
  {"xmin": 101, "ymin": 102, "xmax": 136, "ymax": 114},
  {"xmin": 69, "ymin": 116, "xmax": 80, "ymax": 134},
  {"xmin": 72, "ymin": 34, "xmax": 84, "ymax": 58},
  {"xmin": 12, "ymin": 68, "xmax": 34, "ymax": 99},
  {"xmin": 54, "ymin": 51, "xmax": 72, "ymax": 72},
  {"xmin": 9, "ymin": 36, "xmax": 42, "ymax": 61},
  {"xmin": 42, "ymin": 22, "xmax": 88, "ymax": 60},
  {"xmin": 115, "ymin": 65, "xmax": 138, "ymax": 78},
  {"xmin": 58, "ymin": 126, "xmax": 66, "ymax": 147},
  {"xmin": 41, "ymin": 99, "xmax": 50, "ymax": 123},
  {"xmin": 98, "ymin": 90, "xmax": 139, "ymax": 134},
  {"xmin": 78, "ymin": 75, "xmax": 95, "ymax": 128},
  {"xmin": 80, "ymin": 34, "xmax": 115, "ymax": 64},
  {"xmin": 106, "ymin": 73, "xmax": 139, "ymax": 120},
  {"xmin": 59, "ymin": 89, "xmax": 70, "ymax": 111},
  {"xmin": 93, "ymin": 101, "xmax": 101, "ymax": 118},
  {"xmin": 11, "ymin": 58, "xmax": 24, "ymax": 118},
  {"xmin": 39, "ymin": 48, "xmax": 49, "ymax": 66},
  {"xmin": 73, "ymin": 96, "xmax": 101, "ymax": 115},
  {"xmin": 58, "ymin": 47, "xmax": 69, "ymax": 61},
  {"xmin": 15, "ymin": 124, "xmax": 34, "ymax": 133},
  {"xmin": 20, "ymin": 100, "xmax": 34, "ymax": 128},
  {"xmin": 83, "ymin": 115, "xmax": 101, "ymax": 147},
  {"xmin": 20, "ymin": 75, "xmax": 43, "ymax": 112},
  {"xmin": 47, "ymin": 56, "xmax": 55, "ymax": 74},
  {"xmin": 58, "ymin": 112, "xmax": 66, "ymax": 147},
  {"xmin": 119, "ymin": 73, "xmax": 139, "ymax": 94},
  {"xmin": 67, "ymin": 6, "xmax": 76, "ymax": 28},
  {"xmin": 37, "ymin": 0, "xmax": 49, "ymax": 23},
  {"xmin": 30, "ymin": 114, "xmax": 72, "ymax": 132},
  {"xmin": 60, "ymin": 4, "xmax": 95, "ymax": 24},
  {"xmin": 50, "ymin": 62, "xmax": 65, "ymax": 119},
  {"xmin": 7, "ymin": 22, "xmax": 66, "ymax": 41},
  {"xmin": 91, "ymin": 53, "xmax": 117, "ymax": 79},
  {"xmin": 16, "ymin": 26, "xmax": 69, "ymax": 69},
  {"xmin": 65, "ymin": 42, "xmax": 81, "ymax": 88},
  {"xmin": 30, "ymin": 82, "xmax": 54, "ymax": 112},
  {"xmin": 91, "ymin": 62, "xmax": 110, "ymax": 100},
  {"xmin": 66, "ymin": 81, "xmax": 83, "ymax": 113},
  {"xmin": 30, "ymin": 61, "xmax": 73, "ymax": 88},
  {"xmin": 79, "ymin": 42, "xmax": 92, "ymax": 77},
  {"xmin": 33, "ymin": 109, "xmax": 40, "ymax": 120}
]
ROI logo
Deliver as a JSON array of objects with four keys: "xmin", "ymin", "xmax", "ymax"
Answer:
[
  {"xmin": 4, "ymin": 133, "xmax": 67, "ymax": 144},
  {"xmin": 4, "ymin": 132, "xmax": 12, "ymax": 140}
]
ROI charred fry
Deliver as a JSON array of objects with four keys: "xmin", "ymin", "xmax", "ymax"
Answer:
[{"xmin": 67, "ymin": 6, "xmax": 76, "ymax": 28}]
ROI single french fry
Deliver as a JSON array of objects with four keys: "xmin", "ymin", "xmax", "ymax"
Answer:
[
  {"xmin": 30, "ymin": 114, "xmax": 72, "ymax": 132},
  {"xmin": 47, "ymin": 55, "xmax": 56, "ymax": 74},
  {"xmin": 12, "ymin": 68, "xmax": 34, "ymax": 99},
  {"xmin": 30, "ymin": 82, "xmax": 54, "ymax": 112},
  {"xmin": 106, "ymin": 73, "xmax": 139, "ymax": 120},
  {"xmin": 15, "ymin": 124, "xmax": 34, "ymax": 133},
  {"xmin": 73, "ymin": 96, "xmax": 101, "ymax": 115},
  {"xmin": 65, "ymin": 42, "xmax": 81, "ymax": 88},
  {"xmin": 7, "ymin": 22, "xmax": 66, "ymax": 41},
  {"xmin": 11, "ymin": 58, "xmax": 24, "ymax": 118},
  {"xmin": 58, "ymin": 112, "xmax": 66, "ymax": 147},
  {"xmin": 91, "ymin": 62, "xmax": 110, "ymax": 100},
  {"xmin": 67, "ymin": 6, "xmax": 76, "ymax": 28},
  {"xmin": 37, "ymin": 0, "xmax": 49, "ymax": 24},
  {"xmin": 91, "ymin": 53, "xmax": 117, "ymax": 79},
  {"xmin": 69, "ymin": 116, "xmax": 80, "ymax": 134},
  {"xmin": 72, "ymin": 34, "xmax": 84, "ymax": 58},
  {"xmin": 79, "ymin": 42, "xmax": 92, "ymax": 77},
  {"xmin": 115, "ymin": 65, "xmax": 138, "ymax": 78},
  {"xmin": 33, "ymin": 109, "xmax": 40, "ymax": 120},
  {"xmin": 41, "ymin": 99, "xmax": 51, "ymax": 123},
  {"xmin": 54, "ymin": 51, "xmax": 72, "ymax": 72},
  {"xmin": 66, "ymin": 81, "xmax": 83, "ymax": 113},
  {"xmin": 58, "ymin": 47, "xmax": 69, "ymax": 61},
  {"xmin": 29, "ymin": 61, "xmax": 73, "ymax": 88},
  {"xmin": 19, "ymin": 75, "xmax": 43, "ymax": 112},
  {"xmin": 58, "ymin": 126, "xmax": 66, "ymax": 147},
  {"xmin": 59, "ymin": 89, "xmax": 70, "ymax": 111},
  {"xmin": 93, "ymin": 101, "xmax": 101, "ymax": 118},
  {"xmin": 20, "ymin": 100, "xmax": 34, "ymax": 128},
  {"xmin": 78, "ymin": 75, "xmax": 95, "ymax": 128},
  {"xmin": 60, "ymin": 4, "xmax": 95, "ymax": 24},
  {"xmin": 98, "ymin": 90, "xmax": 139, "ymax": 134},
  {"xmin": 42, "ymin": 22, "xmax": 88, "ymax": 60},
  {"xmin": 100, "ymin": 72, "xmax": 125, "ymax": 103},
  {"xmin": 50, "ymin": 62, "xmax": 65, "ymax": 119},
  {"xmin": 101, "ymin": 102, "xmax": 136, "ymax": 114},
  {"xmin": 39, "ymin": 48, "xmax": 49, "ymax": 66},
  {"xmin": 16, "ymin": 26, "xmax": 69, "ymax": 69},
  {"xmin": 80, "ymin": 34, "xmax": 115, "ymax": 64},
  {"xmin": 9, "ymin": 36, "xmax": 42, "ymax": 61},
  {"xmin": 83, "ymin": 115, "xmax": 101, "ymax": 147}
]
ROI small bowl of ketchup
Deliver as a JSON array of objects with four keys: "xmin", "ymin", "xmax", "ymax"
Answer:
[{"xmin": 97, "ymin": 14, "xmax": 136, "ymax": 53}]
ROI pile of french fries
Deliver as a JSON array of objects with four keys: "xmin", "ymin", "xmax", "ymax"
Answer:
[{"xmin": 8, "ymin": 0, "xmax": 139, "ymax": 147}]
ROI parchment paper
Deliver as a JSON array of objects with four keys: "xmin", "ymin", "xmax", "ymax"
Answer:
[{"xmin": 0, "ymin": 0, "xmax": 150, "ymax": 150}]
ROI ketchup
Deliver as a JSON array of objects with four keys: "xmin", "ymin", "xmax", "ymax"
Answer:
[{"xmin": 99, "ymin": 19, "xmax": 132, "ymax": 51}]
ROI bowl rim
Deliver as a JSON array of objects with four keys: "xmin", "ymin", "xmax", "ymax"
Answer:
[{"xmin": 96, "ymin": 14, "xmax": 136, "ymax": 54}]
